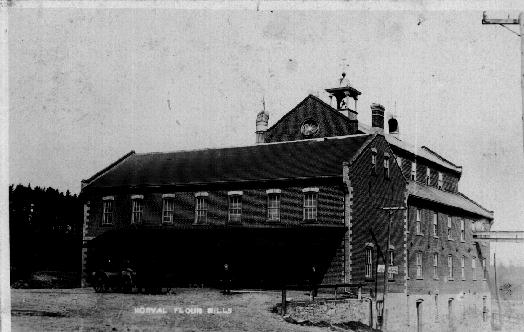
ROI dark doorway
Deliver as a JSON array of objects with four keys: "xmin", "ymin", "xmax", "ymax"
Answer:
[{"xmin": 416, "ymin": 299, "xmax": 423, "ymax": 332}]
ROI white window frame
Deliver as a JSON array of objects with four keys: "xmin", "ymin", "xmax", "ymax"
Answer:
[
  {"xmin": 416, "ymin": 208, "xmax": 422, "ymax": 235},
  {"xmin": 448, "ymin": 255, "xmax": 454, "ymax": 280},
  {"xmin": 438, "ymin": 172, "xmax": 443, "ymax": 190},
  {"xmin": 416, "ymin": 252, "xmax": 423, "ymax": 279},
  {"xmin": 460, "ymin": 219, "xmax": 465, "ymax": 242},
  {"xmin": 433, "ymin": 253, "xmax": 439, "ymax": 279},
  {"xmin": 102, "ymin": 196, "xmax": 114, "ymax": 225},
  {"xmin": 384, "ymin": 153, "xmax": 390, "ymax": 179},
  {"xmin": 267, "ymin": 189, "xmax": 281, "ymax": 222},
  {"xmin": 433, "ymin": 212, "xmax": 438, "ymax": 237},
  {"xmin": 162, "ymin": 194, "xmax": 175, "ymax": 224},
  {"xmin": 447, "ymin": 215, "xmax": 453, "ymax": 240},
  {"xmin": 303, "ymin": 188, "xmax": 318, "ymax": 222},
  {"xmin": 195, "ymin": 194, "xmax": 208, "ymax": 224},
  {"xmin": 461, "ymin": 256, "xmax": 466, "ymax": 280},
  {"xmin": 411, "ymin": 161, "xmax": 417, "ymax": 181},
  {"xmin": 365, "ymin": 247, "xmax": 373, "ymax": 278},
  {"xmin": 426, "ymin": 167, "xmax": 431, "ymax": 185},
  {"xmin": 472, "ymin": 257, "xmax": 477, "ymax": 281},
  {"xmin": 131, "ymin": 195, "xmax": 144, "ymax": 224},
  {"xmin": 228, "ymin": 192, "xmax": 242, "ymax": 223}
]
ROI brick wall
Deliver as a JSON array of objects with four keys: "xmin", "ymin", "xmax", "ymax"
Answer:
[
  {"xmin": 85, "ymin": 185, "xmax": 345, "ymax": 236},
  {"xmin": 406, "ymin": 200, "xmax": 491, "ymax": 296},
  {"xmin": 396, "ymin": 153, "xmax": 459, "ymax": 192},
  {"xmin": 82, "ymin": 183, "xmax": 348, "ymax": 285},
  {"xmin": 349, "ymin": 135, "xmax": 407, "ymax": 294}
]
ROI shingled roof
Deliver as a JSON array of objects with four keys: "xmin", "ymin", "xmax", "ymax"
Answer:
[
  {"xmin": 81, "ymin": 134, "xmax": 374, "ymax": 192},
  {"xmin": 407, "ymin": 181, "xmax": 493, "ymax": 220}
]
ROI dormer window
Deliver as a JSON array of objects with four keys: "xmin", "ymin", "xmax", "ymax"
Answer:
[
  {"xmin": 131, "ymin": 195, "xmax": 144, "ymax": 224},
  {"xmin": 371, "ymin": 148, "xmax": 377, "ymax": 174},
  {"xmin": 438, "ymin": 172, "xmax": 443, "ymax": 190},
  {"xmin": 426, "ymin": 167, "xmax": 431, "ymax": 185},
  {"xmin": 411, "ymin": 162, "xmax": 416, "ymax": 181},
  {"xmin": 384, "ymin": 153, "xmax": 390, "ymax": 179}
]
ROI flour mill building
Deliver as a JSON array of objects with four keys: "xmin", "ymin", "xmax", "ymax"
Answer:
[{"xmin": 80, "ymin": 77, "xmax": 494, "ymax": 330}]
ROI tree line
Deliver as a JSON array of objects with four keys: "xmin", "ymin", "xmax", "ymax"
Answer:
[{"xmin": 9, "ymin": 183, "xmax": 83, "ymax": 283}]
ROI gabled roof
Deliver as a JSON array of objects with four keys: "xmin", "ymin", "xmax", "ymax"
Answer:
[
  {"xmin": 81, "ymin": 134, "xmax": 373, "ymax": 192},
  {"xmin": 407, "ymin": 181, "xmax": 493, "ymax": 219},
  {"xmin": 264, "ymin": 94, "xmax": 359, "ymax": 142}
]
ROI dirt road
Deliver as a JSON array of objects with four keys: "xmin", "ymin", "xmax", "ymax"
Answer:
[{"xmin": 11, "ymin": 288, "xmax": 325, "ymax": 332}]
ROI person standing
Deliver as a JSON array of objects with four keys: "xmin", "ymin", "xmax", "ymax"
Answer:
[{"xmin": 222, "ymin": 263, "xmax": 231, "ymax": 295}]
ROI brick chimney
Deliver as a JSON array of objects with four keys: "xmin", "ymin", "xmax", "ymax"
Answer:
[
  {"xmin": 371, "ymin": 103, "xmax": 385, "ymax": 133},
  {"xmin": 255, "ymin": 100, "xmax": 269, "ymax": 144},
  {"xmin": 388, "ymin": 116, "xmax": 399, "ymax": 136}
]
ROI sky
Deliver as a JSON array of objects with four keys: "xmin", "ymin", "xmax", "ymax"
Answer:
[{"xmin": 8, "ymin": 6, "xmax": 524, "ymax": 265}]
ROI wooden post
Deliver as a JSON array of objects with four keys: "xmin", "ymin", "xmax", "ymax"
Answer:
[
  {"xmin": 369, "ymin": 298, "xmax": 374, "ymax": 328},
  {"xmin": 281, "ymin": 288, "xmax": 287, "ymax": 316},
  {"xmin": 358, "ymin": 285, "xmax": 362, "ymax": 300}
]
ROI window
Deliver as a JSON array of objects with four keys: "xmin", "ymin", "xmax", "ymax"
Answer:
[
  {"xmin": 131, "ymin": 195, "xmax": 144, "ymax": 224},
  {"xmin": 433, "ymin": 253, "xmax": 439, "ymax": 279},
  {"xmin": 461, "ymin": 256, "xmax": 466, "ymax": 280},
  {"xmin": 384, "ymin": 154, "xmax": 390, "ymax": 179},
  {"xmin": 365, "ymin": 247, "xmax": 373, "ymax": 278},
  {"xmin": 448, "ymin": 255, "xmax": 454, "ymax": 280},
  {"xmin": 411, "ymin": 162, "xmax": 416, "ymax": 181},
  {"xmin": 397, "ymin": 156, "xmax": 402, "ymax": 168},
  {"xmin": 371, "ymin": 148, "xmax": 377, "ymax": 173},
  {"xmin": 303, "ymin": 188, "xmax": 318, "ymax": 221},
  {"xmin": 102, "ymin": 196, "xmax": 114, "ymax": 225},
  {"xmin": 438, "ymin": 172, "xmax": 443, "ymax": 190},
  {"xmin": 267, "ymin": 189, "xmax": 281, "ymax": 222},
  {"xmin": 416, "ymin": 209, "xmax": 422, "ymax": 235},
  {"xmin": 482, "ymin": 258, "xmax": 487, "ymax": 280},
  {"xmin": 460, "ymin": 220, "xmax": 465, "ymax": 242},
  {"xmin": 388, "ymin": 249, "xmax": 394, "ymax": 280},
  {"xmin": 472, "ymin": 257, "xmax": 477, "ymax": 281},
  {"xmin": 162, "ymin": 194, "xmax": 175, "ymax": 224},
  {"xmin": 195, "ymin": 192, "xmax": 208, "ymax": 224},
  {"xmin": 426, "ymin": 167, "xmax": 431, "ymax": 185},
  {"xmin": 228, "ymin": 192, "xmax": 242, "ymax": 223},
  {"xmin": 416, "ymin": 252, "xmax": 423, "ymax": 279},
  {"xmin": 447, "ymin": 215, "xmax": 453, "ymax": 240},
  {"xmin": 433, "ymin": 212, "xmax": 438, "ymax": 237}
]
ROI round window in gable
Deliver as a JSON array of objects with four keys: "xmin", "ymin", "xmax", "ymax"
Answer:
[{"xmin": 300, "ymin": 119, "xmax": 320, "ymax": 137}]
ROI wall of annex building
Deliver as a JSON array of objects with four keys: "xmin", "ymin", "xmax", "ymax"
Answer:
[
  {"xmin": 406, "ymin": 201, "xmax": 491, "ymax": 297},
  {"xmin": 81, "ymin": 183, "xmax": 348, "ymax": 285},
  {"xmin": 394, "ymin": 148, "xmax": 460, "ymax": 193},
  {"xmin": 349, "ymin": 136, "xmax": 408, "ymax": 294}
]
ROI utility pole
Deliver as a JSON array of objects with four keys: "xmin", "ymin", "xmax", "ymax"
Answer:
[
  {"xmin": 482, "ymin": 11, "xmax": 524, "ymax": 151},
  {"xmin": 378, "ymin": 206, "xmax": 406, "ymax": 331}
]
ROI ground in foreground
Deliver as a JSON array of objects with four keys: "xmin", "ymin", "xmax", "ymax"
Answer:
[{"xmin": 11, "ymin": 288, "xmax": 327, "ymax": 332}]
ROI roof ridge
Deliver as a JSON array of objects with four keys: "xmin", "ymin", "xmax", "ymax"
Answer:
[
  {"xmin": 81, "ymin": 150, "xmax": 136, "ymax": 187},
  {"xmin": 421, "ymin": 145, "xmax": 462, "ymax": 169},
  {"xmin": 135, "ymin": 134, "xmax": 372, "ymax": 156}
]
